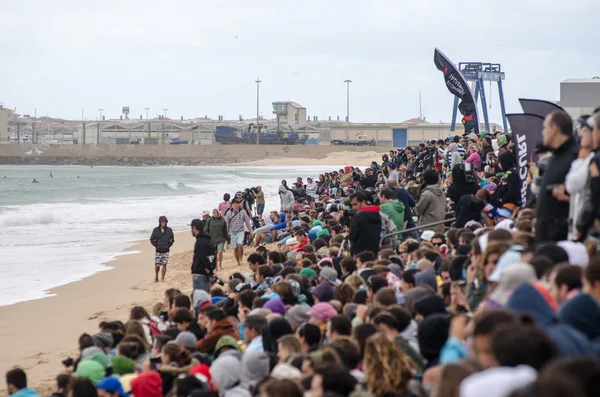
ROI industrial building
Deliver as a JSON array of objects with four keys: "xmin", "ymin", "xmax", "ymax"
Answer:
[
  {"xmin": 560, "ymin": 78, "xmax": 600, "ymax": 119},
  {"xmin": 2, "ymin": 101, "xmax": 501, "ymax": 146}
]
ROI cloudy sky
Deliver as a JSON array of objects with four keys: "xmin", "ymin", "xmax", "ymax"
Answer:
[{"xmin": 0, "ymin": 0, "xmax": 598, "ymax": 124}]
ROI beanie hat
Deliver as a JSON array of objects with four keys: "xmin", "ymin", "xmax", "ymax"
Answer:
[
  {"xmin": 214, "ymin": 335, "xmax": 241, "ymax": 355},
  {"xmin": 111, "ymin": 356, "xmax": 135, "ymax": 376},
  {"xmin": 174, "ymin": 331, "xmax": 198, "ymax": 350},
  {"xmin": 312, "ymin": 281, "xmax": 336, "ymax": 302},
  {"xmin": 92, "ymin": 333, "xmax": 114, "ymax": 350},
  {"xmin": 313, "ymin": 220, "xmax": 323, "ymax": 227},
  {"xmin": 286, "ymin": 305, "xmax": 311, "ymax": 329},
  {"xmin": 497, "ymin": 134, "xmax": 508, "ymax": 147},
  {"xmin": 307, "ymin": 302, "xmax": 337, "ymax": 323},
  {"xmin": 131, "ymin": 371, "xmax": 162, "ymax": 397},
  {"xmin": 97, "ymin": 376, "xmax": 126, "ymax": 397},
  {"xmin": 190, "ymin": 363, "xmax": 215, "ymax": 391},
  {"xmin": 415, "ymin": 269, "xmax": 438, "ymax": 291},
  {"xmin": 300, "ymin": 268, "xmax": 317, "ymax": 278},
  {"xmin": 263, "ymin": 299, "xmax": 287, "ymax": 316},
  {"xmin": 319, "ymin": 267, "xmax": 341, "ymax": 285}
]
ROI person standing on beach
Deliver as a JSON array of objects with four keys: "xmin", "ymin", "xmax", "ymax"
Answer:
[
  {"xmin": 219, "ymin": 193, "xmax": 231, "ymax": 217},
  {"xmin": 254, "ymin": 186, "xmax": 265, "ymax": 216},
  {"xmin": 191, "ymin": 219, "xmax": 216, "ymax": 292},
  {"xmin": 150, "ymin": 216, "xmax": 175, "ymax": 282},
  {"xmin": 205, "ymin": 209, "xmax": 228, "ymax": 272},
  {"xmin": 225, "ymin": 200, "xmax": 252, "ymax": 267}
]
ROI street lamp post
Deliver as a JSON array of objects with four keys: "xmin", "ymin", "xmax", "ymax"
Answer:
[
  {"xmin": 344, "ymin": 80, "xmax": 352, "ymax": 143},
  {"xmin": 98, "ymin": 108, "xmax": 103, "ymax": 144},
  {"xmin": 33, "ymin": 108, "xmax": 37, "ymax": 144},
  {"xmin": 255, "ymin": 78, "xmax": 261, "ymax": 145},
  {"xmin": 162, "ymin": 109, "xmax": 168, "ymax": 144},
  {"xmin": 145, "ymin": 108, "xmax": 150, "ymax": 141}
]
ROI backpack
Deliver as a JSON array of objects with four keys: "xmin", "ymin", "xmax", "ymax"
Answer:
[{"xmin": 380, "ymin": 212, "xmax": 400, "ymax": 247}]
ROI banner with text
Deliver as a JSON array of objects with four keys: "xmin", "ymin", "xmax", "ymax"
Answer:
[
  {"xmin": 506, "ymin": 113, "xmax": 545, "ymax": 205},
  {"xmin": 434, "ymin": 48, "xmax": 479, "ymax": 136}
]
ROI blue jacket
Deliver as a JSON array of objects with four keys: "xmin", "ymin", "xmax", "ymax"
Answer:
[
  {"xmin": 506, "ymin": 283, "xmax": 594, "ymax": 356},
  {"xmin": 270, "ymin": 212, "xmax": 287, "ymax": 231},
  {"xmin": 11, "ymin": 389, "xmax": 39, "ymax": 397}
]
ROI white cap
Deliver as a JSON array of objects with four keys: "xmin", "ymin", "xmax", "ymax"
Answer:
[
  {"xmin": 420, "ymin": 230, "xmax": 435, "ymax": 242},
  {"xmin": 202, "ymin": 210, "xmax": 210, "ymax": 216},
  {"xmin": 495, "ymin": 219, "xmax": 515, "ymax": 231},
  {"xmin": 557, "ymin": 241, "xmax": 589, "ymax": 268}
]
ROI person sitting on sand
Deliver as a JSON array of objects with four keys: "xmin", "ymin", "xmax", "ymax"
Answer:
[
  {"xmin": 196, "ymin": 309, "xmax": 239, "ymax": 354},
  {"xmin": 150, "ymin": 216, "xmax": 175, "ymax": 282},
  {"xmin": 5, "ymin": 368, "xmax": 39, "ymax": 397}
]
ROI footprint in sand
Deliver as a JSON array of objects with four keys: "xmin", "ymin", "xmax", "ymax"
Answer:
[{"xmin": 88, "ymin": 311, "xmax": 105, "ymax": 320}]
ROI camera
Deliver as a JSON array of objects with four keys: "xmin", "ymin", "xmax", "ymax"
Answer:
[
  {"xmin": 62, "ymin": 357, "xmax": 74, "ymax": 367},
  {"xmin": 463, "ymin": 162, "xmax": 476, "ymax": 184}
]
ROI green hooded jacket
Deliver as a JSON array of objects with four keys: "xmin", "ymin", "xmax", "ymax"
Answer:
[{"xmin": 380, "ymin": 199, "xmax": 405, "ymax": 231}]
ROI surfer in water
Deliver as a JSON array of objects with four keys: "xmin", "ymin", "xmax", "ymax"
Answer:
[
  {"xmin": 50, "ymin": 172, "xmax": 53, "ymax": 178},
  {"xmin": 32, "ymin": 179, "xmax": 39, "ymax": 183},
  {"xmin": 77, "ymin": 175, "xmax": 80, "ymax": 179}
]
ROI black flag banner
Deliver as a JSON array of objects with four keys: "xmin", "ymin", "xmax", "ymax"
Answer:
[
  {"xmin": 519, "ymin": 98, "xmax": 565, "ymax": 118},
  {"xmin": 506, "ymin": 113, "xmax": 545, "ymax": 205},
  {"xmin": 434, "ymin": 48, "xmax": 479, "ymax": 136}
]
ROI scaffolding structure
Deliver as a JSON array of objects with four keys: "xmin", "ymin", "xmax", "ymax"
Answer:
[{"xmin": 451, "ymin": 62, "xmax": 508, "ymax": 133}]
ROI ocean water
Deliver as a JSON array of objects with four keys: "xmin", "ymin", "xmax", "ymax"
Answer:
[{"xmin": 0, "ymin": 164, "xmax": 340, "ymax": 306}]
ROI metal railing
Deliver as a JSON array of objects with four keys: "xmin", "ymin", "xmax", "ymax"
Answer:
[{"xmin": 380, "ymin": 216, "xmax": 456, "ymax": 246}]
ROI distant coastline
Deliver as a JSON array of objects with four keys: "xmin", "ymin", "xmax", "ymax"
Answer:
[{"xmin": 0, "ymin": 144, "xmax": 387, "ymax": 166}]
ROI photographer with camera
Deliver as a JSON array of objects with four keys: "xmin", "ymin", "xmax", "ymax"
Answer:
[
  {"xmin": 348, "ymin": 191, "xmax": 382, "ymax": 257},
  {"xmin": 252, "ymin": 186, "xmax": 265, "ymax": 216}
]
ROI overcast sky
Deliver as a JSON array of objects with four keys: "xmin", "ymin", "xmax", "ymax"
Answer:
[{"xmin": 1, "ymin": 0, "xmax": 598, "ymax": 125}]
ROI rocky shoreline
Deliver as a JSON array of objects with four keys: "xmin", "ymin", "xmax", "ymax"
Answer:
[{"xmin": 0, "ymin": 156, "xmax": 263, "ymax": 166}]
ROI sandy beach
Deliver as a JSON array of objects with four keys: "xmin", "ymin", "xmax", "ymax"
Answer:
[
  {"xmin": 0, "ymin": 152, "xmax": 384, "ymax": 396},
  {"xmin": 0, "ymin": 231, "xmax": 252, "ymax": 396}
]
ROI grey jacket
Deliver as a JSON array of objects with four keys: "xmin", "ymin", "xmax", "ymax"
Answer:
[
  {"xmin": 211, "ymin": 355, "xmax": 252, "ymax": 397},
  {"xmin": 415, "ymin": 183, "xmax": 446, "ymax": 233},
  {"xmin": 205, "ymin": 216, "xmax": 228, "ymax": 245}
]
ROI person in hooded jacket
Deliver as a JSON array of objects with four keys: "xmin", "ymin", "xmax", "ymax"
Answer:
[
  {"xmin": 191, "ymin": 219, "xmax": 216, "ymax": 293},
  {"xmin": 415, "ymin": 169, "xmax": 446, "ymax": 234},
  {"xmin": 506, "ymin": 283, "xmax": 593, "ymax": 356},
  {"xmin": 447, "ymin": 164, "xmax": 480, "ymax": 211},
  {"xmin": 348, "ymin": 191, "xmax": 382, "ymax": 256},
  {"xmin": 150, "ymin": 215, "xmax": 175, "ymax": 282},
  {"xmin": 210, "ymin": 354, "xmax": 251, "ymax": 397},
  {"xmin": 455, "ymin": 188, "xmax": 489, "ymax": 228},
  {"xmin": 205, "ymin": 209, "xmax": 228, "ymax": 272},
  {"xmin": 279, "ymin": 184, "xmax": 295, "ymax": 211},
  {"xmin": 491, "ymin": 151, "xmax": 520, "ymax": 207}
]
